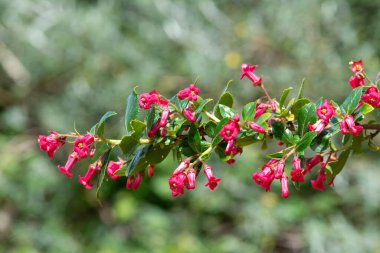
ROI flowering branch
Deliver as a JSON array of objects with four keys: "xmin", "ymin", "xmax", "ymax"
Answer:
[{"xmin": 38, "ymin": 59, "xmax": 380, "ymax": 199}]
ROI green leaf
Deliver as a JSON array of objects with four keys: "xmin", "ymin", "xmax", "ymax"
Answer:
[
  {"xmin": 188, "ymin": 125, "xmax": 202, "ymax": 153},
  {"xmin": 282, "ymin": 129, "xmax": 295, "ymax": 145},
  {"xmin": 296, "ymin": 78, "xmax": 305, "ymax": 100},
  {"xmin": 146, "ymin": 106, "xmax": 156, "ymax": 130},
  {"xmin": 279, "ymin": 87, "xmax": 293, "ymax": 109},
  {"xmin": 297, "ymin": 103, "xmax": 317, "ymax": 136},
  {"xmin": 354, "ymin": 103, "xmax": 374, "ymax": 120},
  {"xmin": 212, "ymin": 117, "xmax": 230, "ymax": 146},
  {"xmin": 242, "ymin": 102, "xmax": 257, "ymax": 122},
  {"xmin": 291, "ymin": 99, "xmax": 310, "ymax": 118},
  {"xmin": 271, "ymin": 121, "xmax": 285, "ymax": 140},
  {"xmin": 213, "ymin": 81, "xmax": 233, "ymax": 118},
  {"xmin": 326, "ymin": 148, "xmax": 351, "ymax": 183},
  {"xmin": 267, "ymin": 150, "xmax": 285, "ymax": 159},
  {"xmin": 126, "ymin": 146, "xmax": 149, "ymax": 176},
  {"xmin": 96, "ymin": 148, "xmax": 112, "ymax": 200},
  {"xmin": 341, "ymin": 86, "xmax": 363, "ymax": 114},
  {"xmin": 194, "ymin": 98, "xmax": 213, "ymax": 116},
  {"xmin": 145, "ymin": 144, "xmax": 172, "ymax": 164},
  {"xmin": 119, "ymin": 136, "xmax": 138, "ymax": 156},
  {"xmin": 256, "ymin": 113, "xmax": 271, "ymax": 126},
  {"xmin": 175, "ymin": 97, "xmax": 188, "ymax": 112},
  {"xmin": 90, "ymin": 111, "xmax": 117, "ymax": 138},
  {"xmin": 205, "ymin": 121, "xmax": 217, "ymax": 137},
  {"xmin": 218, "ymin": 104, "xmax": 236, "ymax": 118},
  {"xmin": 125, "ymin": 88, "xmax": 139, "ymax": 135},
  {"xmin": 131, "ymin": 120, "xmax": 146, "ymax": 138},
  {"xmin": 295, "ymin": 131, "xmax": 318, "ymax": 152}
]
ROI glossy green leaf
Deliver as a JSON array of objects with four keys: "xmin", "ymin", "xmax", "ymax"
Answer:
[
  {"xmin": 291, "ymin": 99, "xmax": 310, "ymax": 118},
  {"xmin": 96, "ymin": 148, "xmax": 112, "ymax": 200},
  {"xmin": 119, "ymin": 135, "xmax": 138, "ymax": 156},
  {"xmin": 126, "ymin": 146, "xmax": 150, "ymax": 176},
  {"xmin": 279, "ymin": 87, "xmax": 293, "ymax": 109},
  {"xmin": 195, "ymin": 98, "xmax": 213, "ymax": 116},
  {"xmin": 354, "ymin": 103, "xmax": 374, "ymax": 120},
  {"xmin": 282, "ymin": 129, "xmax": 295, "ymax": 145},
  {"xmin": 175, "ymin": 97, "xmax": 188, "ymax": 112},
  {"xmin": 271, "ymin": 121, "xmax": 285, "ymax": 140},
  {"xmin": 295, "ymin": 131, "xmax": 318, "ymax": 152},
  {"xmin": 256, "ymin": 113, "xmax": 271, "ymax": 126},
  {"xmin": 218, "ymin": 104, "xmax": 236, "ymax": 119},
  {"xmin": 242, "ymin": 102, "xmax": 257, "ymax": 122},
  {"xmin": 205, "ymin": 121, "xmax": 217, "ymax": 138},
  {"xmin": 341, "ymin": 86, "xmax": 363, "ymax": 114},
  {"xmin": 214, "ymin": 81, "xmax": 233, "ymax": 118},
  {"xmin": 90, "ymin": 111, "xmax": 117, "ymax": 138},
  {"xmin": 212, "ymin": 117, "xmax": 230, "ymax": 146},
  {"xmin": 326, "ymin": 148, "xmax": 351, "ymax": 183},
  {"xmin": 296, "ymin": 78, "xmax": 305, "ymax": 100},
  {"xmin": 188, "ymin": 125, "xmax": 202, "ymax": 153},
  {"xmin": 145, "ymin": 144, "xmax": 172, "ymax": 164},
  {"xmin": 267, "ymin": 150, "xmax": 285, "ymax": 159},
  {"xmin": 125, "ymin": 88, "xmax": 139, "ymax": 135},
  {"xmin": 297, "ymin": 103, "xmax": 317, "ymax": 136},
  {"xmin": 146, "ymin": 106, "xmax": 156, "ymax": 130}
]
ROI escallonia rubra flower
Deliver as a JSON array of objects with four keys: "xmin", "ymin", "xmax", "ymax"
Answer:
[
  {"xmin": 177, "ymin": 83, "xmax": 200, "ymax": 101},
  {"xmin": 204, "ymin": 166, "xmax": 221, "ymax": 191},
  {"xmin": 240, "ymin": 64, "xmax": 262, "ymax": 86},
  {"xmin": 38, "ymin": 131, "xmax": 66, "ymax": 158}
]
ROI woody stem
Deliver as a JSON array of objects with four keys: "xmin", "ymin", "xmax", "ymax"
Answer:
[{"xmin": 362, "ymin": 124, "xmax": 380, "ymax": 130}]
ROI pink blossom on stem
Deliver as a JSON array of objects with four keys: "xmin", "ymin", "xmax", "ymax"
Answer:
[
  {"xmin": 255, "ymin": 103, "xmax": 269, "ymax": 118},
  {"xmin": 148, "ymin": 120, "xmax": 161, "ymax": 138},
  {"xmin": 249, "ymin": 121, "xmax": 266, "ymax": 133},
  {"xmin": 172, "ymin": 159, "xmax": 190, "ymax": 176},
  {"xmin": 303, "ymin": 154, "xmax": 322, "ymax": 175},
  {"xmin": 311, "ymin": 170, "xmax": 326, "ymax": 191},
  {"xmin": 219, "ymin": 120, "xmax": 240, "ymax": 141},
  {"xmin": 204, "ymin": 166, "xmax": 221, "ymax": 190},
  {"xmin": 307, "ymin": 119, "xmax": 327, "ymax": 133},
  {"xmin": 225, "ymin": 139, "xmax": 236, "ymax": 155},
  {"xmin": 281, "ymin": 175, "xmax": 289, "ymax": 198},
  {"xmin": 290, "ymin": 157, "xmax": 304, "ymax": 182},
  {"xmin": 159, "ymin": 108, "xmax": 170, "ymax": 127},
  {"xmin": 274, "ymin": 160, "xmax": 285, "ymax": 179},
  {"xmin": 168, "ymin": 173, "xmax": 187, "ymax": 197},
  {"xmin": 183, "ymin": 108, "xmax": 196, "ymax": 123},
  {"xmin": 38, "ymin": 131, "xmax": 66, "ymax": 158},
  {"xmin": 252, "ymin": 165, "xmax": 275, "ymax": 192},
  {"xmin": 132, "ymin": 172, "xmax": 144, "ymax": 190},
  {"xmin": 186, "ymin": 168, "xmax": 197, "ymax": 190},
  {"xmin": 270, "ymin": 100, "xmax": 277, "ymax": 112},
  {"xmin": 339, "ymin": 121, "xmax": 349, "ymax": 135},
  {"xmin": 126, "ymin": 175, "xmax": 134, "ymax": 189},
  {"xmin": 106, "ymin": 157, "xmax": 125, "ymax": 180},
  {"xmin": 177, "ymin": 84, "xmax": 199, "ymax": 101},
  {"xmin": 362, "ymin": 87, "xmax": 380, "ymax": 108},
  {"xmin": 73, "ymin": 134, "xmax": 95, "ymax": 159},
  {"xmin": 316, "ymin": 100, "xmax": 336, "ymax": 122},
  {"xmin": 78, "ymin": 162, "xmax": 100, "ymax": 189},
  {"xmin": 349, "ymin": 59, "xmax": 364, "ymax": 73},
  {"xmin": 349, "ymin": 74, "xmax": 365, "ymax": 88},
  {"xmin": 344, "ymin": 115, "xmax": 363, "ymax": 136},
  {"xmin": 240, "ymin": 64, "xmax": 263, "ymax": 86},
  {"xmin": 58, "ymin": 152, "xmax": 79, "ymax": 178}
]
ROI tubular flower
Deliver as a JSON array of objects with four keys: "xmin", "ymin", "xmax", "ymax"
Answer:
[
  {"xmin": 186, "ymin": 168, "xmax": 197, "ymax": 190},
  {"xmin": 148, "ymin": 120, "xmax": 161, "ymax": 138},
  {"xmin": 147, "ymin": 164, "xmax": 155, "ymax": 177},
  {"xmin": 58, "ymin": 152, "xmax": 79, "ymax": 178},
  {"xmin": 255, "ymin": 103, "xmax": 269, "ymax": 118},
  {"xmin": 172, "ymin": 160, "xmax": 190, "ymax": 176},
  {"xmin": 204, "ymin": 166, "xmax": 221, "ymax": 190},
  {"xmin": 177, "ymin": 84, "xmax": 199, "ymax": 101},
  {"xmin": 219, "ymin": 118, "xmax": 240, "ymax": 141},
  {"xmin": 183, "ymin": 107, "xmax": 196, "ymax": 123},
  {"xmin": 225, "ymin": 139, "xmax": 236, "ymax": 155},
  {"xmin": 350, "ymin": 60, "xmax": 364, "ymax": 73},
  {"xmin": 38, "ymin": 131, "xmax": 66, "ymax": 158},
  {"xmin": 290, "ymin": 157, "xmax": 304, "ymax": 182},
  {"xmin": 307, "ymin": 119, "xmax": 327, "ymax": 133},
  {"xmin": 78, "ymin": 162, "xmax": 101, "ymax": 189},
  {"xmin": 303, "ymin": 154, "xmax": 323, "ymax": 175},
  {"xmin": 362, "ymin": 87, "xmax": 380, "ymax": 108},
  {"xmin": 168, "ymin": 172, "xmax": 187, "ymax": 197},
  {"xmin": 281, "ymin": 175, "xmax": 289, "ymax": 198},
  {"xmin": 126, "ymin": 175, "xmax": 135, "ymax": 189},
  {"xmin": 344, "ymin": 115, "xmax": 363, "ymax": 136},
  {"xmin": 316, "ymin": 100, "xmax": 336, "ymax": 122},
  {"xmin": 349, "ymin": 74, "xmax": 365, "ymax": 88},
  {"xmin": 249, "ymin": 121, "xmax": 266, "ymax": 133},
  {"xmin": 252, "ymin": 165, "xmax": 275, "ymax": 192},
  {"xmin": 311, "ymin": 167, "xmax": 326, "ymax": 191},
  {"xmin": 240, "ymin": 64, "xmax": 262, "ymax": 86},
  {"xmin": 274, "ymin": 160, "xmax": 285, "ymax": 179},
  {"xmin": 138, "ymin": 90, "xmax": 168, "ymax": 109},
  {"xmin": 339, "ymin": 120, "xmax": 349, "ymax": 135},
  {"xmin": 73, "ymin": 134, "xmax": 95, "ymax": 159},
  {"xmin": 132, "ymin": 172, "xmax": 144, "ymax": 190},
  {"xmin": 106, "ymin": 157, "xmax": 125, "ymax": 180},
  {"xmin": 159, "ymin": 108, "xmax": 170, "ymax": 127}
]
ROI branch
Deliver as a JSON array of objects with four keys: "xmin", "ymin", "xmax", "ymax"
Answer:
[{"xmin": 362, "ymin": 124, "xmax": 380, "ymax": 131}]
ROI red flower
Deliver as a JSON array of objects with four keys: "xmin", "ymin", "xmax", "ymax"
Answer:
[
  {"xmin": 138, "ymin": 90, "xmax": 168, "ymax": 109},
  {"xmin": 307, "ymin": 119, "xmax": 327, "ymax": 133},
  {"xmin": 255, "ymin": 103, "xmax": 269, "ymax": 118},
  {"xmin": 73, "ymin": 134, "xmax": 95, "ymax": 159},
  {"xmin": 204, "ymin": 166, "xmax": 221, "ymax": 191},
  {"xmin": 281, "ymin": 174, "xmax": 289, "ymax": 198},
  {"xmin": 106, "ymin": 157, "xmax": 125, "ymax": 180},
  {"xmin": 183, "ymin": 107, "xmax": 196, "ymax": 123},
  {"xmin": 58, "ymin": 152, "xmax": 79, "ymax": 178},
  {"xmin": 132, "ymin": 172, "xmax": 144, "ymax": 190},
  {"xmin": 290, "ymin": 157, "xmax": 304, "ymax": 182},
  {"xmin": 78, "ymin": 162, "xmax": 101, "ymax": 189},
  {"xmin": 186, "ymin": 168, "xmax": 197, "ymax": 190},
  {"xmin": 172, "ymin": 159, "xmax": 190, "ymax": 176},
  {"xmin": 339, "ymin": 120, "xmax": 349, "ymax": 135},
  {"xmin": 311, "ymin": 170, "xmax": 326, "ymax": 191},
  {"xmin": 38, "ymin": 131, "xmax": 66, "ymax": 158},
  {"xmin": 362, "ymin": 87, "xmax": 380, "ymax": 108},
  {"xmin": 349, "ymin": 74, "xmax": 365, "ymax": 88},
  {"xmin": 249, "ymin": 121, "xmax": 266, "ymax": 133},
  {"xmin": 219, "ymin": 120, "xmax": 240, "ymax": 141},
  {"xmin": 349, "ymin": 59, "xmax": 364, "ymax": 73},
  {"xmin": 168, "ymin": 173, "xmax": 187, "ymax": 196},
  {"xmin": 147, "ymin": 120, "xmax": 161, "ymax": 138},
  {"xmin": 252, "ymin": 165, "xmax": 275, "ymax": 192},
  {"xmin": 126, "ymin": 175, "xmax": 134, "ymax": 189},
  {"xmin": 148, "ymin": 164, "xmax": 155, "ymax": 177},
  {"xmin": 225, "ymin": 139, "xmax": 236, "ymax": 155},
  {"xmin": 240, "ymin": 64, "xmax": 262, "ymax": 86},
  {"xmin": 303, "ymin": 154, "xmax": 322, "ymax": 175},
  {"xmin": 177, "ymin": 84, "xmax": 200, "ymax": 101},
  {"xmin": 274, "ymin": 160, "xmax": 285, "ymax": 179},
  {"xmin": 344, "ymin": 115, "xmax": 363, "ymax": 136},
  {"xmin": 316, "ymin": 100, "xmax": 335, "ymax": 122},
  {"xmin": 159, "ymin": 108, "xmax": 170, "ymax": 127}
]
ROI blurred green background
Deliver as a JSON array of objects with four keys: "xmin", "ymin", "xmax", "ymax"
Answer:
[{"xmin": 1, "ymin": 0, "xmax": 380, "ymax": 252}]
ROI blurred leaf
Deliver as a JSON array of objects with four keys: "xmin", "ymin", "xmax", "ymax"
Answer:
[
  {"xmin": 126, "ymin": 146, "xmax": 149, "ymax": 176},
  {"xmin": 242, "ymin": 102, "xmax": 257, "ymax": 122},
  {"xmin": 279, "ymin": 87, "xmax": 293, "ymax": 109},
  {"xmin": 341, "ymin": 86, "xmax": 363, "ymax": 114},
  {"xmin": 146, "ymin": 106, "xmax": 156, "ymax": 130},
  {"xmin": 297, "ymin": 103, "xmax": 317, "ymax": 136},
  {"xmin": 90, "ymin": 111, "xmax": 117, "ymax": 138},
  {"xmin": 295, "ymin": 131, "xmax": 318, "ymax": 152},
  {"xmin": 297, "ymin": 78, "xmax": 305, "ymax": 100},
  {"xmin": 125, "ymin": 88, "xmax": 139, "ymax": 135}
]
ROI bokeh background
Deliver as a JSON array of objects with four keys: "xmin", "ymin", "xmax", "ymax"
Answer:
[{"xmin": 1, "ymin": 0, "xmax": 380, "ymax": 252}]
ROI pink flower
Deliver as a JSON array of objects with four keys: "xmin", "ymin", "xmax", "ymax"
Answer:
[
  {"xmin": 177, "ymin": 84, "xmax": 200, "ymax": 101},
  {"xmin": 290, "ymin": 157, "xmax": 304, "ymax": 182},
  {"xmin": 172, "ymin": 159, "xmax": 190, "ymax": 176},
  {"xmin": 362, "ymin": 87, "xmax": 380, "ymax": 108},
  {"xmin": 240, "ymin": 64, "xmax": 262, "ymax": 86},
  {"xmin": 249, "ymin": 121, "xmax": 266, "ymax": 133},
  {"xmin": 73, "ymin": 134, "xmax": 95, "ymax": 159},
  {"xmin": 106, "ymin": 157, "xmax": 125, "ymax": 180},
  {"xmin": 311, "ymin": 171, "xmax": 326, "ymax": 191},
  {"xmin": 148, "ymin": 120, "xmax": 161, "ymax": 138},
  {"xmin": 159, "ymin": 108, "xmax": 170, "ymax": 127},
  {"xmin": 255, "ymin": 103, "xmax": 269, "ymax": 118},
  {"xmin": 186, "ymin": 168, "xmax": 197, "ymax": 190},
  {"xmin": 225, "ymin": 139, "xmax": 236, "ymax": 155},
  {"xmin": 132, "ymin": 172, "xmax": 144, "ymax": 190},
  {"xmin": 274, "ymin": 160, "xmax": 285, "ymax": 179},
  {"xmin": 78, "ymin": 162, "xmax": 101, "ymax": 189},
  {"xmin": 307, "ymin": 119, "xmax": 327, "ymax": 133},
  {"xmin": 316, "ymin": 100, "xmax": 335, "ymax": 122},
  {"xmin": 349, "ymin": 59, "xmax": 364, "ymax": 73},
  {"xmin": 126, "ymin": 175, "xmax": 134, "ymax": 189},
  {"xmin": 270, "ymin": 100, "xmax": 277, "ymax": 112},
  {"xmin": 183, "ymin": 107, "xmax": 196, "ymax": 123},
  {"xmin": 38, "ymin": 131, "xmax": 66, "ymax": 158},
  {"xmin": 148, "ymin": 164, "xmax": 155, "ymax": 177},
  {"xmin": 303, "ymin": 154, "xmax": 322, "ymax": 175},
  {"xmin": 339, "ymin": 121, "xmax": 349, "ymax": 135},
  {"xmin": 58, "ymin": 152, "xmax": 79, "ymax": 178},
  {"xmin": 204, "ymin": 166, "xmax": 221, "ymax": 190},
  {"xmin": 252, "ymin": 165, "xmax": 275, "ymax": 192},
  {"xmin": 226, "ymin": 159, "xmax": 235, "ymax": 164},
  {"xmin": 219, "ymin": 120, "xmax": 240, "ymax": 141},
  {"xmin": 344, "ymin": 115, "xmax": 363, "ymax": 136},
  {"xmin": 138, "ymin": 90, "xmax": 168, "ymax": 109},
  {"xmin": 349, "ymin": 74, "xmax": 365, "ymax": 88},
  {"xmin": 281, "ymin": 175, "xmax": 289, "ymax": 198},
  {"xmin": 168, "ymin": 173, "xmax": 187, "ymax": 196}
]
